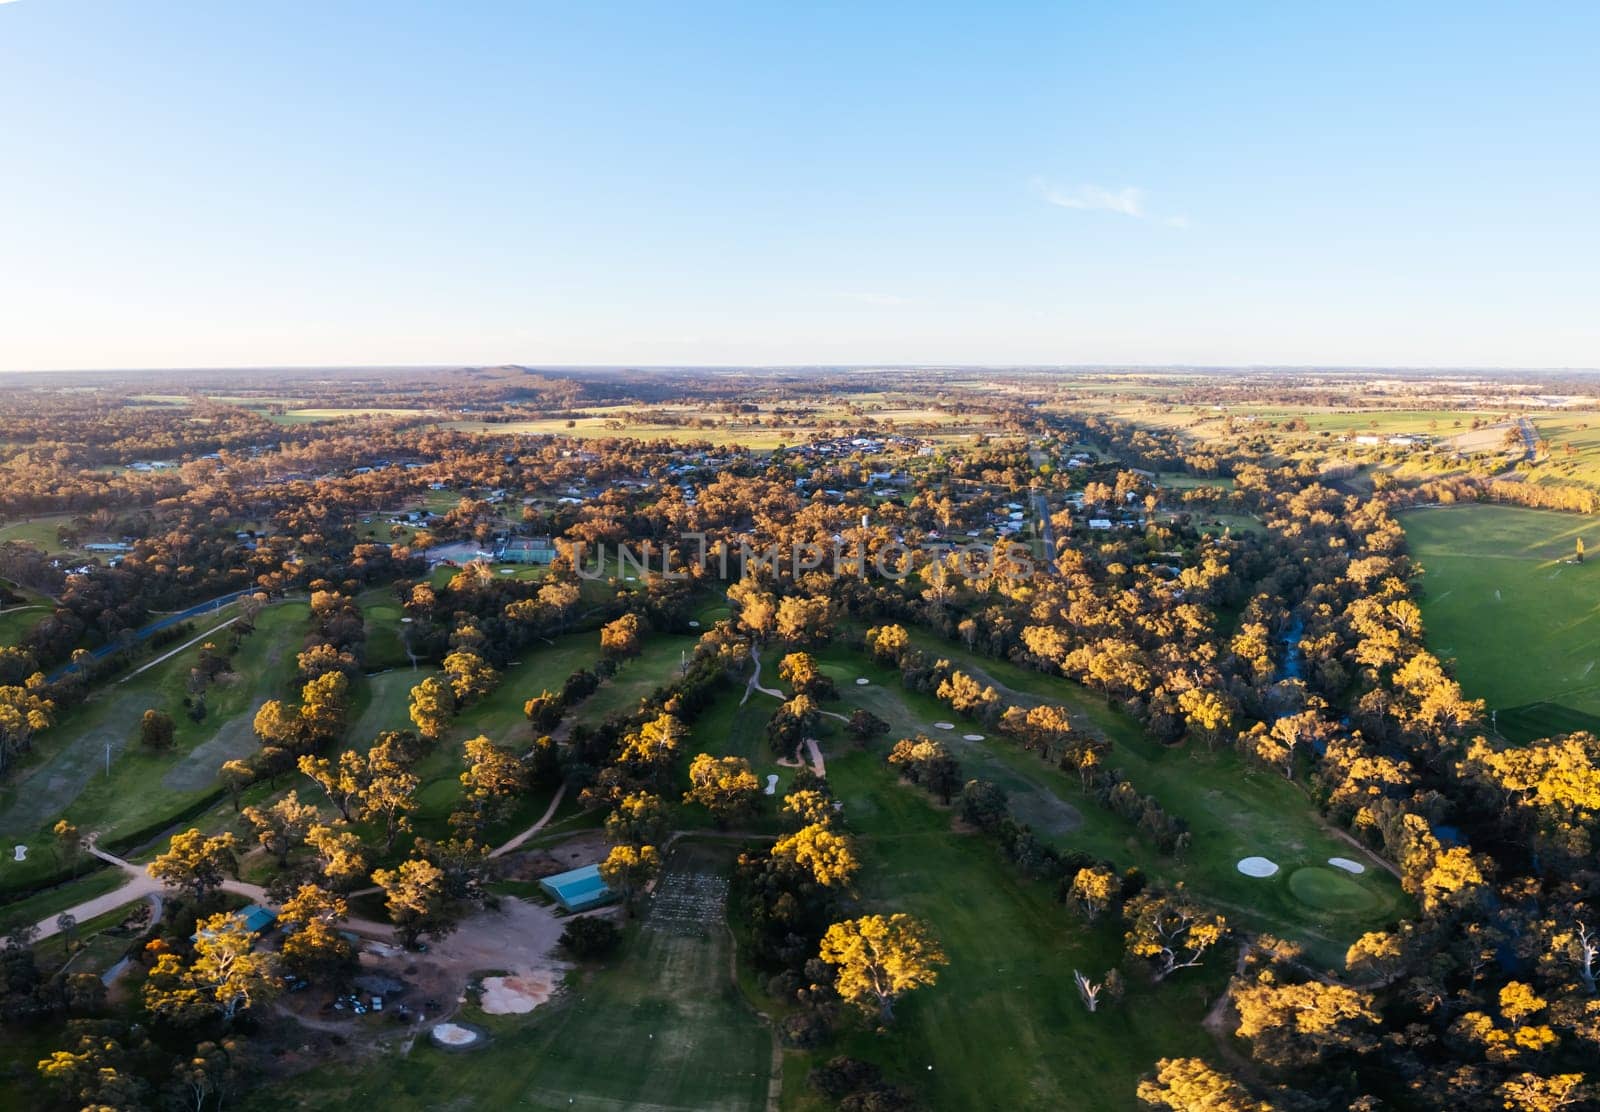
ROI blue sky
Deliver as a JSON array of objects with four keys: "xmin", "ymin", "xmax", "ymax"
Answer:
[{"xmin": 2, "ymin": 1, "xmax": 1597, "ymax": 370}]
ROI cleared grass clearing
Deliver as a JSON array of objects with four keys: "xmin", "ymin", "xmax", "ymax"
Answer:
[
  {"xmin": 580, "ymin": 634, "xmax": 698, "ymax": 723},
  {"xmin": 0, "ymin": 601, "xmax": 45, "ymax": 647},
  {"xmin": 1405, "ymin": 503, "xmax": 1600, "ymax": 740},
  {"xmin": 0, "ymin": 513, "xmax": 77, "ymax": 552}
]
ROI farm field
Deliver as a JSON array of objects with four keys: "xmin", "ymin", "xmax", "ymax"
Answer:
[{"xmin": 1404, "ymin": 503, "xmax": 1600, "ymax": 740}]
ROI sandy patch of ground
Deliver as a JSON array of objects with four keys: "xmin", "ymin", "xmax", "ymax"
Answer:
[
  {"xmin": 481, "ymin": 970, "xmax": 559, "ymax": 1014},
  {"xmin": 776, "ymin": 737, "xmax": 826, "ymax": 776},
  {"xmin": 431, "ymin": 1022, "xmax": 483, "ymax": 1047},
  {"xmin": 1237, "ymin": 856, "xmax": 1280, "ymax": 877},
  {"xmin": 1327, "ymin": 856, "xmax": 1367, "ymax": 874},
  {"xmin": 933, "ymin": 721, "xmax": 955, "ymax": 730}
]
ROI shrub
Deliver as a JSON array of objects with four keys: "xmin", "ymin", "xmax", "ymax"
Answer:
[{"xmin": 558, "ymin": 915, "xmax": 621, "ymax": 959}]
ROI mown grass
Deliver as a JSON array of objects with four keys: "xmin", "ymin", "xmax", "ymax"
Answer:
[
  {"xmin": 0, "ymin": 514, "xmax": 78, "ymax": 553},
  {"xmin": 1404, "ymin": 503, "xmax": 1600, "ymax": 740},
  {"xmin": 727, "ymin": 632, "xmax": 1404, "ymax": 969},
  {"xmin": 0, "ymin": 603, "xmax": 308, "ymax": 894},
  {"xmin": 772, "ymin": 743, "xmax": 1223, "ymax": 1111}
]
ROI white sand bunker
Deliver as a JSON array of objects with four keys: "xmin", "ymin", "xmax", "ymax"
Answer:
[
  {"xmin": 933, "ymin": 721, "xmax": 955, "ymax": 730},
  {"xmin": 12, "ymin": 845, "xmax": 26, "ymax": 862},
  {"xmin": 431, "ymin": 1023, "xmax": 481, "ymax": 1047},
  {"xmin": 855, "ymin": 678, "xmax": 870, "ymax": 685},
  {"xmin": 480, "ymin": 972, "xmax": 557, "ymax": 1014},
  {"xmin": 963, "ymin": 734, "xmax": 985, "ymax": 742},
  {"xmin": 1327, "ymin": 856, "xmax": 1367, "ymax": 875},
  {"xmin": 1237, "ymin": 856, "xmax": 1280, "ymax": 878},
  {"xmin": 764, "ymin": 773, "xmax": 779, "ymax": 796}
]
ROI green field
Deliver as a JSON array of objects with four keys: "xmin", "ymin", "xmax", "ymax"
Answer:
[
  {"xmin": 0, "ymin": 602, "xmax": 307, "ymax": 894},
  {"xmin": 716, "ymin": 633, "xmax": 1405, "ymax": 969},
  {"xmin": 1527, "ymin": 410, "xmax": 1600, "ymax": 490},
  {"xmin": 0, "ymin": 513, "xmax": 77, "ymax": 552},
  {"xmin": 1405, "ymin": 503, "xmax": 1600, "ymax": 740},
  {"xmin": 0, "ymin": 594, "xmax": 46, "ymax": 647},
  {"xmin": 784, "ymin": 743, "xmax": 1221, "ymax": 1111}
]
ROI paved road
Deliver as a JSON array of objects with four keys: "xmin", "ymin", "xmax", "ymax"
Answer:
[
  {"xmin": 1518, "ymin": 416, "xmax": 1538, "ymax": 459},
  {"xmin": 27, "ymin": 843, "xmax": 395, "ymax": 942},
  {"xmin": 1027, "ymin": 446, "xmax": 1057, "ymax": 559},
  {"xmin": 1032, "ymin": 488, "xmax": 1056, "ymax": 558},
  {"xmin": 46, "ymin": 588, "xmax": 256, "ymax": 681}
]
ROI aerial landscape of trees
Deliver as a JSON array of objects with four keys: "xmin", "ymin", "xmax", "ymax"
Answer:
[{"xmin": 2, "ymin": 365, "xmax": 1600, "ymax": 1109}]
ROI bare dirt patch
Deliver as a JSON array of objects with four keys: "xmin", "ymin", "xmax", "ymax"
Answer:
[{"xmin": 480, "ymin": 970, "xmax": 559, "ymax": 1014}]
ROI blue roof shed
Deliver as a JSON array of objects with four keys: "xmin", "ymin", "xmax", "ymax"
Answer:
[{"xmin": 539, "ymin": 864, "xmax": 615, "ymax": 912}]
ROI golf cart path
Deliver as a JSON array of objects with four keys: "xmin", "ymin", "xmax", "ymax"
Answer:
[
  {"xmin": 488, "ymin": 783, "xmax": 569, "ymax": 858},
  {"xmin": 741, "ymin": 652, "xmax": 849, "ymax": 721},
  {"xmin": 775, "ymin": 737, "xmax": 826, "ymax": 777},
  {"xmin": 118, "ymin": 616, "xmax": 240, "ymax": 683}
]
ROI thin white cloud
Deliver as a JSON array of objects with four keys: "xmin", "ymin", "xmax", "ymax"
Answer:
[{"xmin": 1035, "ymin": 179, "xmax": 1187, "ymax": 227}]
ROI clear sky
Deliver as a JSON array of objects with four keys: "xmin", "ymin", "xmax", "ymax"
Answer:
[{"xmin": 2, "ymin": 1, "xmax": 1597, "ymax": 371}]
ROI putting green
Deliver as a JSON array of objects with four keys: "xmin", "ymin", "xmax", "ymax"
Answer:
[{"xmin": 1288, "ymin": 866, "xmax": 1382, "ymax": 914}]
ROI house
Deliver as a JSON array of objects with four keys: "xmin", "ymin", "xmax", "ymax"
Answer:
[{"xmin": 1088, "ymin": 518, "xmax": 1113, "ymax": 530}]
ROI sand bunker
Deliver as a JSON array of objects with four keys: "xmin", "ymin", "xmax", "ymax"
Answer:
[
  {"xmin": 933, "ymin": 721, "xmax": 955, "ymax": 730},
  {"xmin": 855, "ymin": 678, "xmax": 870, "ymax": 685},
  {"xmin": 480, "ymin": 972, "xmax": 557, "ymax": 1014},
  {"xmin": 963, "ymin": 734, "xmax": 985, "ymax": 741},
  {"xmin": 12, "ymin": 845, "xmax": 26, "ymax": 862},
  {"xmin": 1327, "ymin": 856, "xmax": 1367, "ymax": 875},
  {"xmin": 1237, "ymin": 856, "xmax": 1280, "ymax": 878},
  {"xmin": 764, "ymin": 773, "xmax": 779, "ymax": 796},
  {"xmin": 431, "ymin": 1023, "xmax": 481, "ymax": 1047}
]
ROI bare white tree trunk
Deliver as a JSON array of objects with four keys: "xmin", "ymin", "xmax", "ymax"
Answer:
[{"xmin": 1074, "ymin": 969, "xmax": 1102, "ymax": 1013}]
